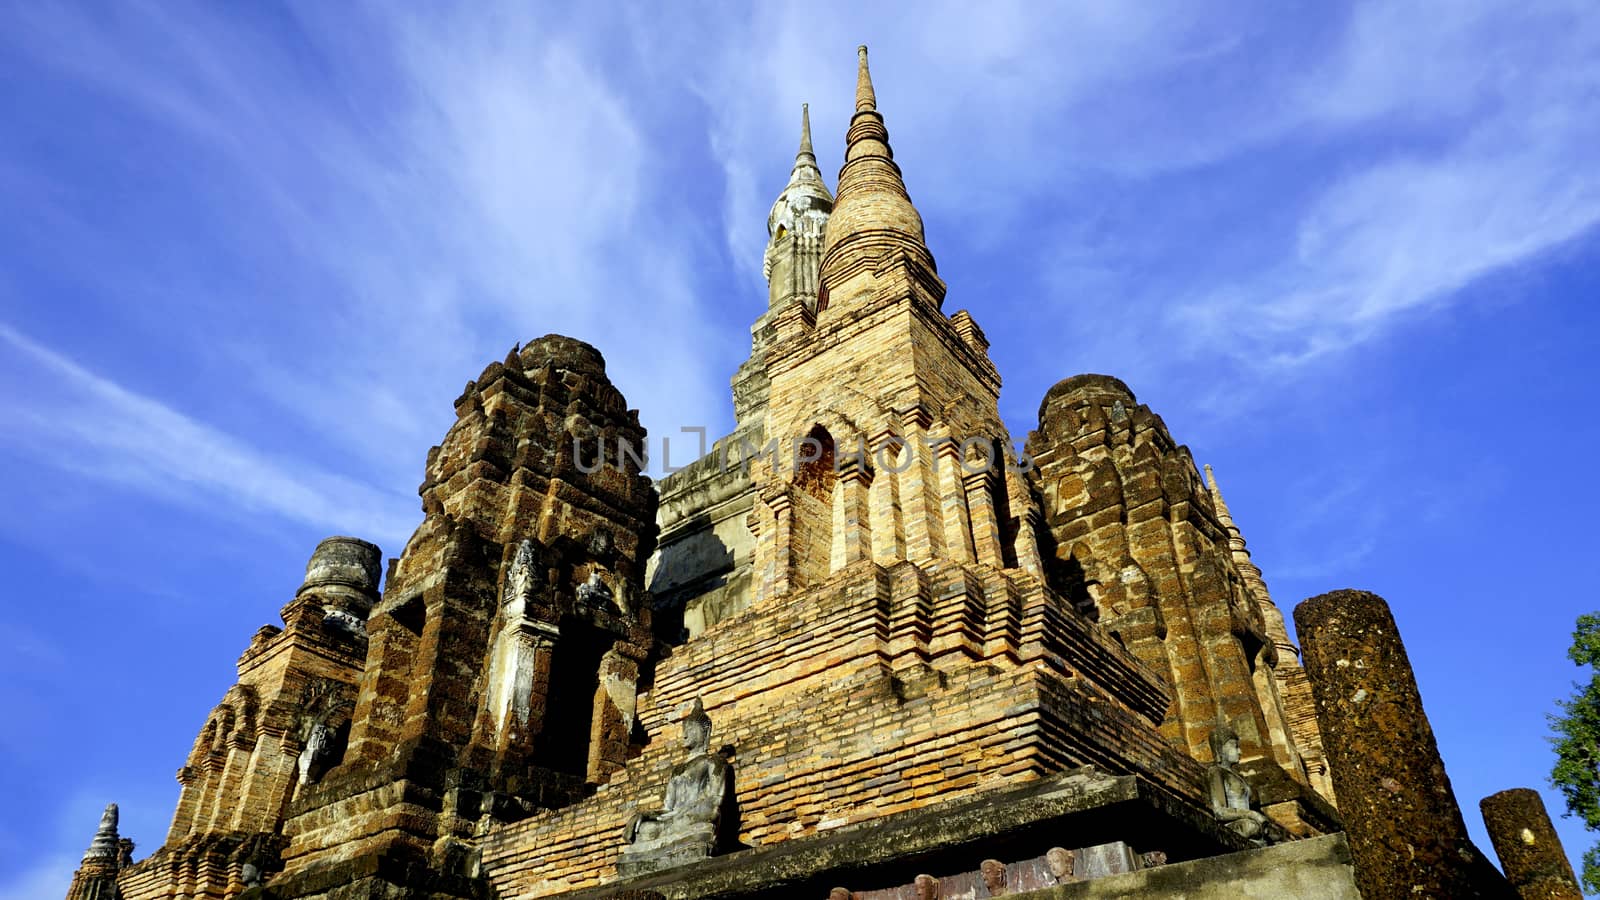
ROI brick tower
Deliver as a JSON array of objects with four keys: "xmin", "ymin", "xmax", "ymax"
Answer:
[
  {"xmin": 93, "ymin": 45, "xmax": 1360, "ymax": 900},
  {"xmin": 114, "ymin": 538, "xmax": 378, "ymax": 897},
  {"xmin": 1205, "ymin": 464, "xmax": 1331, "ymax": 802},
  {"xmin": 475, "ymin": 46, "xmax": 1289, "ymax": 896},
  {"xmin": 746, "ymin": 46, "xmax": 1040, "ymax": 601},
  {"xmin": 266, "ymin": 335, "xmax": 658, "ymax": 896},
  {"xmin": 1026, "ymin": 375, "xmax": 1332, "ymax": 826}
]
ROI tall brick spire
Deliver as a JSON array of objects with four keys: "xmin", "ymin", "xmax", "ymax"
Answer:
[
  {"xmin": 819, "ymin": 45, "xmax": 935, "ymax": 293},
  {"xmin": 854, "ymin": 44, "xmax": 876, "ymax": 112}
]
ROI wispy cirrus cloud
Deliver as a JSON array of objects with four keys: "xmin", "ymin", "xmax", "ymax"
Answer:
[
  {"xmin": 1177, "ymin": 0, "xmax": 1600, "ymax": 370},
  {"xmin": 2, "ymin": 1, "xmax": 737, "ymax": 505},
  {"xmin": 0, "ymin": 322, "xmax": 417, "ymax": 546},
  {"xmin": 642, "ymin": 0, "xmax": 1598, "ymax": 418},
  {"xmin": 0, "ymin": 7, "xmax": 749, "ymax": 882}
]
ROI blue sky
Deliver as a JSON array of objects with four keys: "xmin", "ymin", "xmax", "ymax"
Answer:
[{"xmin": 2, "ymin": 1, "xmax": 1597, "ymax": 894}]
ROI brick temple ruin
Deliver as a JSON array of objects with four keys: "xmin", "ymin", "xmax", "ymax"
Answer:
[{"xmin": 67, "ymin": 47, "xmax": 1578, "ymax": 900}]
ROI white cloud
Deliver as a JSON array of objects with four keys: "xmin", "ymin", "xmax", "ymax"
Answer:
[
  {"xmin": 4, "ymin": 1, "xmax": 737, "ymax": 495},
  {"xmin": 0, "ymin": 323, "xmax": 417, "ymax": 546},
  {"xmin": 5, "ymin": 0, "xmax": 1590, "ymax": 518},
  {"xmin": 1177, "ymin": 0, "xmax": 1600, "ymax": 369}
]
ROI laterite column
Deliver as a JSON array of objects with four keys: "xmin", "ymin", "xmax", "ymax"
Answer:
[
  {"xmin": 1295, "ymin": 589, "xmax": 1513, "ymax": 899},
  {"xmin": 1481, "ymin": 788, "xmax": 1582, "ymax": 900}
]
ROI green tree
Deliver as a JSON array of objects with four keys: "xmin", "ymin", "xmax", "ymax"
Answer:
[{"xmin": 1551, "ymin": 613, "xmax": 1600, "ymax": 894}]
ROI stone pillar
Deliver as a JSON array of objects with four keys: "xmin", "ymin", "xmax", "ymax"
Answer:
[
  {"xmin": 896, "ymin": 408, "xmax": 947, "ymax": 562},
  {"xmin": 839, "ymin": 456, "xmax": 874, "ymax": 565},
  {"xmin": 767, "ymin": 489, "xmax": 794, "ymax": 598},
  {"xmin": 486, "ymin": 619, "xmax": 560, "ymax": 753},
  {"xmin": 1480, "ymin": 788, "xmax": 1582, "ymax": 900},
  {"xmin": 964, "ymin": 467, "xmax": 1004, "ymax": 569},
  {"xmin": 1010, "ymin": 490, "xmax": 1044, "ymax": 577},
  {"xmin": 934, "ymin": 436, "xmax": 976, "ymax": 564},
  {"xmin": 1295, "ymin": 589, "xmax": 1513, "ymax": 900},
  {"xmin": 868, "ymin": 430, "xmax": 906, "ymax": 562},
  {"xmin": 591, "ymin": 649, "xmax": 641, "ymax": 783}
]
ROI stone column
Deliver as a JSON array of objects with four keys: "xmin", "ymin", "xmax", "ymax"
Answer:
[
  {"xmin": 486, "ymin": 619, "xmax": 559, "ymax": 754},
  {"xmin": 592, "ymin": 649, "xmax": 641, "ymax": 783},
  {"xmin": 896, "ymin": 408, "xmax": 947, "ymax": 562},
  {"xmin": 1010, "ymin": 490, "xmax": 1045, "ymax": 577},
  {"xmin": 868, "ymin": 430, "xmax": 906, "ymax": 562},
  {"xmin": 839, "ymin": 456, "xmax": 874, "ymax": 565},
  {"xmin": 934, "ymin": 436, "xmax": 976, "ymax": 564},
  {"xmin": 767, "ymin": 489, "xmax": 794, "ymax": 598},
  {"xmin": 964, "ymin": 467, "xmax": 1004, "ymax": 569},
  {"xmin": 1295, "ymin": 589, "xmax": 1513, "ymax": 900},
  {"xmin": 1480, "ymin": 788, "xmax": 1583, "ymax": 900}
]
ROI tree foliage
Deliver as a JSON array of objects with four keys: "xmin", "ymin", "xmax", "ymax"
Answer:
[{"xmin": 1551, "ymin": 613, "xmax": 1600, "ymax": 894}]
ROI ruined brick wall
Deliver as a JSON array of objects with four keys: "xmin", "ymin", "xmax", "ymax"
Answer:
[
  {"xmin": 481, "ymin": 554, "xmax": 1205, "ymax": 896},
  {"xmin": 1025, "ymin": 375, "xmax": 1311, "ymax": 793},
  {"xmin": 271, "ymin": 335, "xmax": 658, "ymax": 897}
]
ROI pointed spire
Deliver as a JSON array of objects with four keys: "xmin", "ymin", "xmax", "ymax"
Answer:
[
  {"xmin": 1205, "ymin": 464, "xmax": 1255, "ymax": 561},
  {"xmin": 820, "ymin": 45, "xmax": 937, "ymax": 294},
  {"xmin": 764, "ymin": 103, "xmax": 835, "ymax": 310},
  {"xmin": 783, "ymin": 103, "xmax": 826, "ymax": 193},
  {"xmin": 798, "ymin": 102, "xmax": 815, "ymax": 163},
  {"xmin": 1204, "ymin": 465, "xmax": 1241, "ymax": 541},
  {"xmin": 83, "ymin": 803, "xmax": 120, "ymax": 861},
  {"xmin": 855, "ymin": 45, "xmax": 877, "ymax": 112},
  {"xmin": 767, "ymin": 103, "xmax": 834, "ymax": 242},
  {"xmin": 1205, "ymin": 463, "xmax": 1257, "ymax": 579}
]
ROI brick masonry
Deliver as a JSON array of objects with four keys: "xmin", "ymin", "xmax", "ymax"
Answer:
[{"xmin": 100, "ymin": 46, "xmax": 1354, "ymax": 900}]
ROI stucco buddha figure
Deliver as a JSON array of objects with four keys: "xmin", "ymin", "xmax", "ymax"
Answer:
[{"xmin": 617, "ymin": 698, "xmax": 731, "ymax": 877}]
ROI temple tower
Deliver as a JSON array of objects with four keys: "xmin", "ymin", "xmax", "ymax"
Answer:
[
  {"xmin": 162, "ymin": 538, "xmax": 379, "ymax": 849},
  {"xmin": 1025, "ymin": 375, "xmax": 1328, "ymax": 821},
  {"xmin": 269, "ymin": 335, "xmax": 658, "ymax": 898},
  {"xmin": 96, "ymin": 46, "xmax": 1361, "ymax": 900},
  {"xmin": 750, "ymin": 46, "xmax": 1040, "ymax": 600},
  {"xmin": 476, "ymin": 51, "xmax": 1247, "ymax": 895},
  {"xmin": 733, "ymin": 104, "xmax": 834, "ymax": 435},
  {"xmin": 113, "ymin": 538, "xmax": 378, "ymax": 898},
  {"xmin": 765, "ymin": 103, "xmax": 831, "ymax": 314}
]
